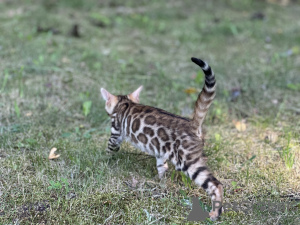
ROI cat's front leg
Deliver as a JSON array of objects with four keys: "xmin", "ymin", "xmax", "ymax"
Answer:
[
  {"xmin": 106, "ymin": 134, "xmax": 123, "ymax": 154},
  {"xmin": 156, "ymin": 157, "xmax": 168, "ymax": 179}
]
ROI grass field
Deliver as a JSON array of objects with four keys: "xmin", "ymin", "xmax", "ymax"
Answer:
[{"xmin": 0, "ymin": 0, "xmax": 299, "ymax": 224}]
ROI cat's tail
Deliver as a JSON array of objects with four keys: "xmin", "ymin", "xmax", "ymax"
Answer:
[{"xmin": 191, "ymin": 57, "xmax": 216, "ymax": 138}]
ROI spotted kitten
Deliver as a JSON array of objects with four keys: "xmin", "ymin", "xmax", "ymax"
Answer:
[{"xmin": 100, "ymin": 57, "xmax": 223, "ymax": 220}]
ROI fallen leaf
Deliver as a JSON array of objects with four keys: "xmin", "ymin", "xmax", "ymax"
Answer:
[
  {"xmin": 102, "ymin": 201, "xmax": 112, "ymax": 206},
  {"xmin": 25, "ymin": 112, "xmax": 32, "ymax": 117},
  {"xmin": 61, "ymin": 57, "xmax": 70, "ymax": 64},
  {"xmin": 49, "ymin": 147, "xmax": 60, "ymax": 160},
  {"xmin": 267, "ymin": 0, "xmax": 290, "ymax": 6},
  {"xmin": 184, "ymin": 87, "xmax": 198, "ymax": 94},
  {"xmin": 7, "ymin": 8, "xmax": 23, "ymax": 17},
  {"xmin": 233, "ymin": 120, "xmax": 246, "ymax": 132},
  {"xmin": 132, "ymin": 177, "xmax": 138, "ymax": 188},
  {"xmin": 261, "ymin": 131, "xmax": 279, "ymax": 143}
]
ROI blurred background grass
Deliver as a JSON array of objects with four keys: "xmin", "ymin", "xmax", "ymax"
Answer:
[{"xmin": 0, "ymin": 0, "xmax": 299, "ymax": 224}]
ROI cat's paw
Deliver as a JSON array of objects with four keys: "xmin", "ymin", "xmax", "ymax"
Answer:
[
  {"xmin": 209, "ymin": 211, "xmax": 219, "ymax": 221},
  {"xmin": 158, "ymin": 173, "xmax": 166, "ymax": 180},
  {"xmin": 105, "ymin": 148, "xmax": 114, "ymax": 155},
  {"xmin": 154, "ymin": 172, "xmax": 167, "ymax": 182},
  {"xmin": 105, "ymin": 147, "xmax": 120, "ymax": 154}
]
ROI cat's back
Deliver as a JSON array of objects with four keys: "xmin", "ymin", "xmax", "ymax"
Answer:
[{"xmin": 128, "ymin": 103, "xmax": 198, "ymax": 139}]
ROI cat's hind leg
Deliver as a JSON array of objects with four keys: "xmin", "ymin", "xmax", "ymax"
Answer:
[
  {"xmin": 156, "ymin": 157, "xmax": 168, "ymax": 179},
  {"xmin": 183, "ymin": 158, "xmax": 223, "ymax": 221}
]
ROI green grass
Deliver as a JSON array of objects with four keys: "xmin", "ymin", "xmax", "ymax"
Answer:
[{"xmin": 0, "ymin": 0, "xmax": 300, "ymax": 224}]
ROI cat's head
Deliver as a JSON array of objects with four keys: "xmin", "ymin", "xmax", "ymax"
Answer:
[{"xmin": 100, "ymin": 86, "xmax": 143, "ymax": 115}]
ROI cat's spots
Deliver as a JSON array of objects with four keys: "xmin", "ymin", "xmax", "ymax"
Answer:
[
  {"xmin": 165, "ymin": 142, "xmax": 171, "ymax": 151},
  {"xmin": 126, "ymin": 115, "xmax": 132, "ymax": 135},
  {"xmin": 119, "ymin": 102, "xmax": 129, "ymax": 112},
  {"xmin": 149, "ymin": 144, "xmax": 155, "ymax": 153},
  {"xmin": 145, "ymin": 108, "xmax": 153, "ymax": 113},
  {"xmin": 151, "ymin": 137, "xmax": 160, "ymax": 152},
  {"xmin": 157, "ymin": 108, "xmax": 190, "ymax": 121},
  {"xmin": 177, "ymin": 149, "xmax": 184, "ymax": 165},
  {"xmin": 131, "ymin": 134, "xmax": 138, "ymax": 143},
  {"xmin": 168, "ymin": 152, "xmax": 174, "ymax": 161},
  {"xmin": 182, "ymin": 139, "xmax": 191, "ymax": 149},
  {"xmin": 132, "ymin": 107, "xmax": 142, "ymax": 114},
  {"xmin": 143, "ymin": 127, "xmax": 154, "ymax": 137},
  {"xmin": 181, "ymin": 135, "xmax": 188, "ymax": 139},
  {"xmin": 178, "ymin": 149, "xmax": 184, "ymax": 157},
  {"xmin": 137, "ymin": 133, "xmax": 148, "ymax": 144},
  {"xmin": 182, "ymin": 158, "xmax": 199, "ymax": 172},
  {"xmin": 173, "ymin": 140, "xmax": 180, "ymax": 150},
  {"xmin": 158, "ymin": 128, "xmax": 169, "ymax": 141},
  {"xmin": 132, "ymin": 119, "xmax": 140, "ymax": 133},
  {"xmin": 171, "ymin": 133, "xmax": 176, "ymax": 141},
  {"xmin": 144, "ymin": 115, "xmax": 156, "ymax": 125},
  {"xmin": 186, "ymin": 150, "xmax": 200, "ymax": 161}
]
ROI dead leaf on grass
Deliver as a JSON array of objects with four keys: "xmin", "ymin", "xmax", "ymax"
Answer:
[
  {"xmin": 7, "ymin": 8, "xmax": 23, "ymax": 17},
  {"xmin": 102, "ymin": 201, "xmax": 112, "ymax": 206},
  {"xmin": 48, "ymin": 147, "xmax": 60, "ymax": 159},
  {"xmin": 131, "ymin": 177, "xmax": 138, "ymax": 188},
  {"xmin": 267, "ymin": 0, "xmax": 290, "ymax": 6},
  {"xmin": 233, "ymin": 120, "xmax": 247, "ymax": 132},
  {"xmin": 261, "ymin": 131, "xmax": 279, "ymax": 143},
  {"xmin": 61, "ymin": 57, "xmax": 70, "ymax": 64},
  {"xmin": 25, "ymin": 112, "xmax": 32, "ymax": 117},
  {"xmin": 184, "ymin": 87, "xmax": 198, "ymax": 94}
]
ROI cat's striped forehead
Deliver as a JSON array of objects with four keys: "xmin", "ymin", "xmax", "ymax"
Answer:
[
  {"xmin": 117, "ymin": 95, "xmax": 130, "ymax": 102},
  {"xmin": 110, "ymin": 95, "xmax": 132, "ymax": 115}
]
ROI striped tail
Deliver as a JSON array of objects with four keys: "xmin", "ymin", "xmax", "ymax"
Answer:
[{"xmin": 191, "ymin": 57, "xmax": 216, "ymax": 138}]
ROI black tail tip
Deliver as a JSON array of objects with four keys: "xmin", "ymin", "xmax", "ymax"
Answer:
[{"xmin": 191, "ymin": 57, "xmax": 205, "ymax": 67}]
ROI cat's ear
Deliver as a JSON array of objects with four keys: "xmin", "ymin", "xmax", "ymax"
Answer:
[
  {"xmin": 101, "ymin": 88, "xmax": 111, "ymax": 101},
  {"xmin": 101, "ymin": 88, "xmax": 117, "ymax": 103},
  {"xmin": 101, "ymin": 88, "xmax": 118, "ymax": 114},
  {"xmin": 128, "ymin": 85, "xmax": 143, "ymax": 103}
]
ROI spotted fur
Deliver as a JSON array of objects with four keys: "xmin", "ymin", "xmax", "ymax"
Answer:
[{"xmin": 100, "ymin": 57, "xmax": 223, "ymax": 220}]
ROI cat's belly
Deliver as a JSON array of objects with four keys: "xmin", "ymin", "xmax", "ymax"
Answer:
[
  {"xmin": 125, "ymin": 137, "xmax": 155, "ymax": 156},
  {"xmin": 134, "ymin": 142, "xmax": 155, "ymax": 155}
]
